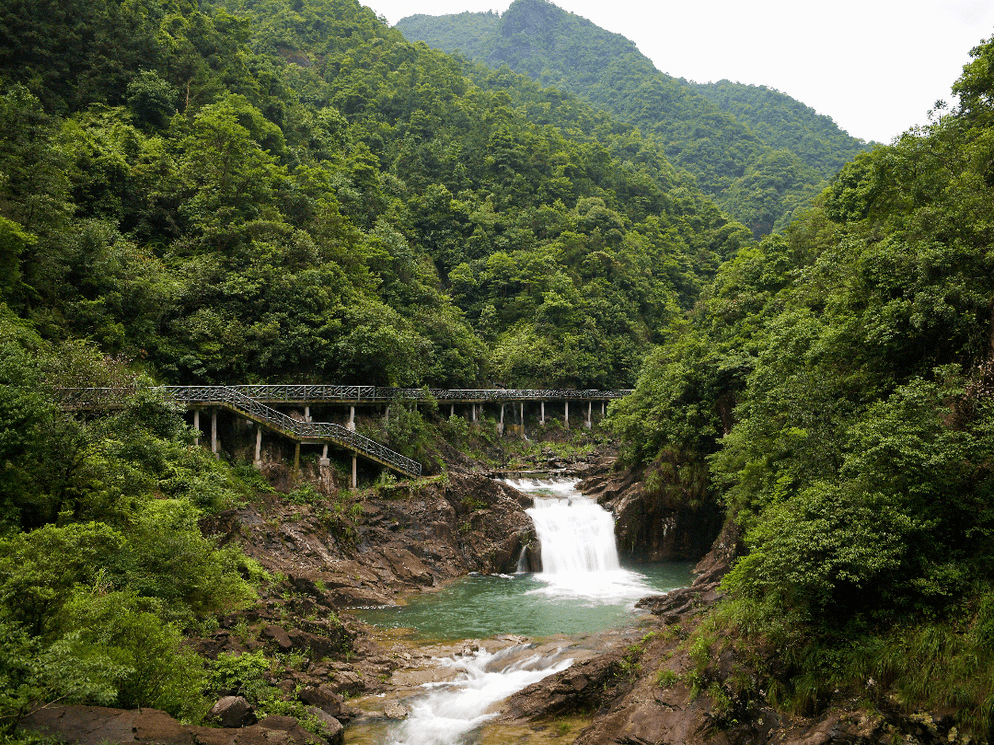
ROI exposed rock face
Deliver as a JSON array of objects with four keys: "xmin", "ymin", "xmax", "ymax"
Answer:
[
  {"xmin": 18, "ymin": 706, "xmax": 339, "ymax": 745},
  {"xmin": 209, "ymin": 472, "xmax": 534, "ymax": 609},
  {"xmin": 580, "ymin": 462, "xmax": 724, "ymax": 561},
  {"xmin": 498, "ymin": 651, "xmax": 629, "ymax": 722}
]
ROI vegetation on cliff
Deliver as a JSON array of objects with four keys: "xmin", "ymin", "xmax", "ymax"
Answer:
[
  {"xmin": 612, "ymin": 35, "xmax": 994, "ymax": 738},
  {"xmin": 0, "ymin": 320, "xmax": 259, "ymax": 726}
]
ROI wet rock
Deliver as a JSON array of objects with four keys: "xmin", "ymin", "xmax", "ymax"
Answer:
[
  {"xmin": 500, "ymin": 653, "xmax": 625, "ymax": 721},
  {"xmin": 383, "ymin": 703, "xmax": 409, "ymax": 720},
  {"xmin": 206, "ymin": 696, "xmax": 255, "ymax": 728},
  {"xmin": 579, "ymin": 463, "xmax": 724, "ymax": 562}
]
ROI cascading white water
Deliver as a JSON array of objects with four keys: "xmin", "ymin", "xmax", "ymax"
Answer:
[
  {"xmin": 513, "ymin": 477, "xmax": 655, "ymax": 603},
  {"xmin": 381, "ymin": 478, "xmax": 664, "ymax": 744},
  {"xmin": 527, "ymin": 495, "xmax": 620, "ymax": 573},
  {"xmin": 387, "ymin": 645, "xmax": 573, "ymax": 745}
]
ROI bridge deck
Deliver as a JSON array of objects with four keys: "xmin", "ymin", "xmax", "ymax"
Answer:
[{"xmin": 55, "ymin": 385, "xmax": 630, "ymax": 480}]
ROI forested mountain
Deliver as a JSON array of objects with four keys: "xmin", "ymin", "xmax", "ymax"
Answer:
[
  {"xmin": 396, "ymin": 0, "xmax": 873, "ymax": 237},
  {"xmin": 690, "ymin": 79, "xmax": 877, "ymax": 176},
  {"xmin": 0, "ymin": 0, "xmax": 755, "ymax": 725},
  {"xmin": 0, "ymin": 0, "xmax": 750, "ymax": 392},
  {"xmin": 611, "ymin": 34, "xmax": 994, "ymax": 736}
]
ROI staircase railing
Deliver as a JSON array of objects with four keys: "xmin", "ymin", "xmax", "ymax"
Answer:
[{"xmin": 55, "ymin": 386, "xmax": 422, "ymax": 478}]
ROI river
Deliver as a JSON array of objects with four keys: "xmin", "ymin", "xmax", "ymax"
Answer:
[{"xmin": 347, "ymin": 477, "xmax": 692, "ymax": 745}]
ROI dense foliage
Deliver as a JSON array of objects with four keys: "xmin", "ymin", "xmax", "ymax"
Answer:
[
  {"xmin": 0, "ymin": 0, "xmax": 750, "ymax": 728},
  {"xmin": 0, "ymin": 0, "xmax": 750, "ymax": 391},
  {"xmin": 0, "ymin": 315, "xmax": 256, "ymax": 728},
  {"xmin": 396, "ymin": 0, "xmax": 872, "ymax": 237},
  {"xmin": 612, "ymin": 35, "xmax": 994, "ymax": 736},
  {"xmin": 692, "ymin": 80, "xmax": 877, "ymax": 177},
  {"xmin": 9, "ymin": 0, "xmax": 993, "ymax": 735}
]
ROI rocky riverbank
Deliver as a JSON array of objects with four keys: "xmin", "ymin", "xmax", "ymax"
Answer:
[
  {"xmin": 19, "ymin": 471, "xmax": 538, "ymax": 745},
  {"xmin": 20, "ymin": 453, "xmax": 953, "ymax": 745}
]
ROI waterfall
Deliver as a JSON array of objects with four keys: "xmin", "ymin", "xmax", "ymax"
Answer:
[
  {"xmin": 376, "ymin": 478, "xmax": 677, "ymax": 745},
  {"xmin": 511, "ymin": 478, "xmax": 654, "ymax": 603},
  {"xmin": 527, "ymin": 495, "xmax": 621, "ymax": 573}
]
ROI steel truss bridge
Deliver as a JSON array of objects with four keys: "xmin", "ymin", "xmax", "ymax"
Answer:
[{"xmin": 56, "ymin": 386, "xmax": 632, "ymax": 480}]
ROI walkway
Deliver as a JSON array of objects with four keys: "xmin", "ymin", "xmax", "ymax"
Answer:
[{"xmin": 56, "ymin": 386, "xmax": 631, "ymax": 481}]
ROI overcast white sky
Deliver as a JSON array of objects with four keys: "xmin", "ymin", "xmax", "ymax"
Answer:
[{"xmin": 362, "ymin": 0, "xmax": 994, "ymax": 144}]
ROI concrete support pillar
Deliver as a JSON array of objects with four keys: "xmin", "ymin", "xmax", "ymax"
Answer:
[
  {"xmin": 211, "ymin": 409, "xmax": 218, "ymax": 458},
  {"xmin": 450, "ymin": 404, "xmax": 455, "ymax": 418},
  {"xmin": 564, "ymin": 401, "xmax": 570, "ymax": 430},
  {"xmin": 304, "ymin": 405, "xmax": 311, "ymax": 422},
  {"xmin": 293, "ymin": 442, "xmax": 300, "ymax": 471},
  {"xmin": 586, "ymin": 401, "xmax": 592, "ymax": 430},
  {"xmin": 348, "ymin": 405, "xmax": 355, "ymax": 431},
  {"xmin": 602, "ymin": 401, "xmax": 606, "ymax": 417},
  {"xmin": 472, "ymin": 403, "xmax": 477, "ymax": 423},
  {"xmin": 193, "ymin": 409, "xmax": 200, "ymax": 446},
  {"xmin": 351, "ymin": 454, "xmax": 357, "ymax": 490},
  {"xmin": 499, "ymin": 404, "xmax": 505, "ymax": 436},
  {"xmin": 254, "ymin": 423, "xmax": 262, "ymax": 468},
  {"xmin": 519, "ymin": 402, "xmax": 525, "ymax": 436},
  {"xmin": 385, "ymin": 405, "xmax": 390, "ymax": 427},
  {"xmin": 540, "ymin": 401, "xmax": 545, "ymax": 426},
  {"xmin": 319, "ymin": 444, "xmax": 332, "ymax": 492}
]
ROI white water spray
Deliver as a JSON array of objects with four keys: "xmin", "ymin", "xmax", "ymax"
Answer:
[
  {"xmin": 382, "ymin": 478, "xmax": 655, "ymax": 744},
  {"xmin": 511, "ymin": 478, "xmax": 655, "ymax": 603},
  {"xmin": 387, "ymin": 646, "xmax": 572, "ymax": 745}
]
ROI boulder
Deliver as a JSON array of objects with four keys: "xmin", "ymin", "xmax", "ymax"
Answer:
[
  {"xmin": 383, "ymin": 703, "xmax": 409, "ymax": 720},
  {"xmin": 206, "ymin": 696, "xmax": 255, "ymax": 728},
  {"xmin": 304, "ymin": 708, "xmax": 343, "ymax": 745},
  {"xmin": 298, "ymin": 685, "xmax": 343, "ymax": 718},
  {"xmin": 262, "ymin": 624, "xmax": 293, "ymax": 650}
]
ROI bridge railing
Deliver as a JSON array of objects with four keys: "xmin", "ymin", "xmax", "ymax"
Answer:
[
  {"xmin": 53, "ymin": 384, "xmax": 632, "ymax": 475},
  {"xmin": 54, "ymin": 386, "xmax": 422, "ymax": 477},
  {"xmin": 229, "ymin": 385, "xmax": 376, "ymax": 401},
  {"xmin": 169, "ymin": 387, "xmax": 423, "ymax": 478},
  {"xmin": 213, "ymin": 386, "xmax": 631, "ymax": 402}
]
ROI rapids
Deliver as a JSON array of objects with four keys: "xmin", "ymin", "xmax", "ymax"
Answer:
[{"xmin": 354, "ymin": 478, "xmax": 692, "ymax": 745}]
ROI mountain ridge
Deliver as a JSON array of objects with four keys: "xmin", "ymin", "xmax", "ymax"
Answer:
[{"xmin": 396, "ymin": 0, "xmax": 873, "ymax": 236}]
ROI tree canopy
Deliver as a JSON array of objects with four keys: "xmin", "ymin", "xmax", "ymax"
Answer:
[
  {"xmin": 0, "ymin": 0, "xmax": 751, "ymax": 389},
  {"xmin": 397, "ymin": 0, "xmax": 873, "ymax": 237},
  {"xmin": 610, "ymin": 34, "xmax": 994, "ymax": 734}
]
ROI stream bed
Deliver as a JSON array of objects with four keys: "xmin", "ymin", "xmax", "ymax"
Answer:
[{"xmin": 346, "ymin": 478, "xmax": 693, "ymax": 745}]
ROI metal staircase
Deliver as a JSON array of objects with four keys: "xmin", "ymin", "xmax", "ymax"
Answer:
[{"xmin": 56, "ymin": 386, "xmax": 422, "ymax": 478}]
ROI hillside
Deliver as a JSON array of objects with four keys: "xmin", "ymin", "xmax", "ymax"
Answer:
[
  {"xmin": 0, "ymin": 0, "xmax": 750, "ymax": 392},
  {"xmin": 610, "ymin": 31, "xmax": 994, "ymax": 739},
  {"xmin": 690, "ymin": 79, "xmax": 878, "ymax": 176},
  {"xmin": 396, "ymin": 0, "xmax": 873, "ymax": 236}
]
